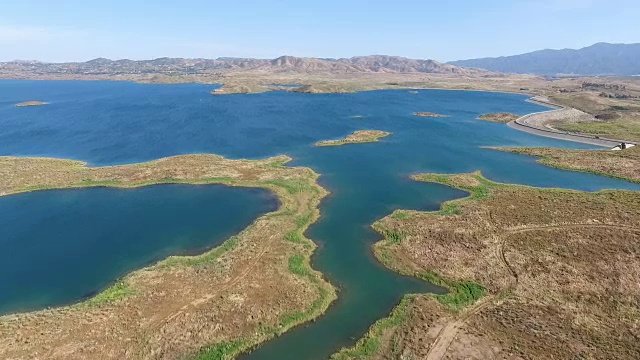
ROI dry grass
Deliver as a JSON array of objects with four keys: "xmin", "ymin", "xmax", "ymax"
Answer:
[
  {"xmin": 336, "ymin": 172, "xmax": 640, "ymax": 360},
  {"xmin": 0, "ymin": 154, "xmax": 336, "ymax": 360},
  {"xmin": 314, "ymin": 130, "xmax": 391, "ymax": 147},
  {"xmin": 553, "ymin": 113, "xmax": 640, "ymax": 142},
  {"xmin": 495, "ymin": 146, "xmax": 640, "ymax": 183}
]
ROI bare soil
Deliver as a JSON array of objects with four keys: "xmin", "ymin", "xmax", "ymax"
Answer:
[
  {"xmin": 0, "ymin": 154, "xmax": 335, "ymax": 360},
  {"xmin": 337, "ymin": 172, "xmax": 640, "ymax": 360}
]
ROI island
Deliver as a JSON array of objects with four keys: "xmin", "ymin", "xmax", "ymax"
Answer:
[
  {"xmin": 0, "ymin": 154, "xmax": 336, "ymax": 360},
  {"xmin": 476, "ymin": 112, "xmax": 519, "ymax": 123},
  {"xmin": 315, "ymin": 130, "xmax": 391, "ymax": 147},
  {"xmin": 414, "ymin": 111, "xmax": 448, "ymax": 118},
  {"xmin": 15, "ymin": 101, "xmax": 47, "ymax": 107},
  {"xmin": 334, "ymin": 171, "xmax": 640, "ymax": 360}
]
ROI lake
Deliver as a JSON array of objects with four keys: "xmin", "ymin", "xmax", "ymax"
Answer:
[{"xmin": 1, "ymin": 80, "xmax": 639, "ymax": 359}]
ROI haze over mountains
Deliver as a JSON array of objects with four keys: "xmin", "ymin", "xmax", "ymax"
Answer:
[
  {"xmin": 449, "ymin": 42, "xmax": 640, "ymax": 76},
  {"xmin": 0, "ymin": 55, "xmax": 482, "ymax": 77}
]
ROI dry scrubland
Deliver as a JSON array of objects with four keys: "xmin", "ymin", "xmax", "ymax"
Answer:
[
  {"xmin": 315, "ymin": 130, "xmax": 391, "ymax": 146},
  {"xmin": 0, "ymin": 154, "xmax": 335, "ymax": 360},
  {"xmin": 334, "ymin": 172, "xmax": 640, "ymax": 360},
  {"xmin": 496, "ymin": 145, "xmax": 640, "ymax": 183}
]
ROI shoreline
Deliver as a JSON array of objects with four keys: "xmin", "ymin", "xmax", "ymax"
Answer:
[
  {"xmin": 0, "ymin": 154, "xmax": 337, "ymax": 360},
  {"xmin": 333, "ymin": 171, "xmax": 640, "ymax": 359}
]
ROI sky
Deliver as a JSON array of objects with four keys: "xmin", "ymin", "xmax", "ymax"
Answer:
[{"xmin": 1, "ymin": 0, "xmax": 639, "ymax": 63}]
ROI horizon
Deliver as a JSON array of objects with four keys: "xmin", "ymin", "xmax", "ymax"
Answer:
[
  {"xmin": 2, "ymin": 41, "xmax": 639, "ymax": 64},
  {"xmin": 1, "ymin": 0, "xmax": 639, "ymax": 63}
]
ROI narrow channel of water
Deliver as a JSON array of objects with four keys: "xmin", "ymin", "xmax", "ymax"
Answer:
[{"xmin": 1, "ymin": 81, "xmax": 639, "ymax": 358}]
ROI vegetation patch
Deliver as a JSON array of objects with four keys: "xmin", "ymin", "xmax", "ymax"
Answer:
[
  {"xmin": 288, "ymin": 255, "xmax": 308, "ymax": 276},
  {"xmin": 82, "ymin": 281, "xmax": 134, "ymax": 307},
  {"xmin": 419, "ymin": 271, "xmax": 486, "ymax": 310},
  {"xmin": 193, "ymin": 340, "xmax": 247, "ymax": 360}
]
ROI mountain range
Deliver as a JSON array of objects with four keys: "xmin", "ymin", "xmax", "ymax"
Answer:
[
  {"xmin": 0, "ymin": 55, "xmax": 482, "ymax": 77},
  {"xmin": 449, "ymin": 42, "xmax": 640, "ymax": 76}
]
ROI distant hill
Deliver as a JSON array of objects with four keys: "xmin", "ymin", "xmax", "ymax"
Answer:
[
  {"xmin": 0, "ymin": 55, "xmax": 483, "ymax": 78},
  {"xmin": 449, "ymin": 43, "xmax": 640, "ymax": 76}
]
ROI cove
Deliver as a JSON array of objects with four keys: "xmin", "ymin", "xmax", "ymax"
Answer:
[
  {"xmin": 0, "ymin": 184, "xmax": 277, "ymax": 315},
  {"xmin": 2, "ymin": 81, "xmax": 640, "ymax": 358}
]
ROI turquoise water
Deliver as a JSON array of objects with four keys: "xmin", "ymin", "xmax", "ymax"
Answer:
[{"xmin": 1, "ymin": 80, "xmax": 639, "ymax": 358}]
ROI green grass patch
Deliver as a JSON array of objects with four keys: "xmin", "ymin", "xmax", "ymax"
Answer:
[
  {"xmin": 420, "ymin": 270, "xmax": 486, "ymax": 310},
  {"xmin": 83, "ymin": 281, "xmax": 133, "ymax": 306},
  {"xmin": 192, "ymin": 339, "xmax": 248, "ymax": 360},
  {"xmin": 264, "ymin": 178, "xmax": 315, "ymax": 194},
  {"xmin": 375, "ymin": 224, "xmax": 405, "ymax": 244},
  {"xmin": 384, "ymin": 230, "xmax": 404, "ymax": 244},
  {"xmin": 391, "ymin": 211, "xmax": 409, "ymax": 220},
  {"xmin": 417, "ymin": 172, "xmax": 498, "ymax": 202},
  {"xmin": 436, "ymin": 202, "xmax": 461, "ymax": 215},
  {"xmin": 264, "ymin": 158, "xmax": 289, "ymax": 168},
  {"xmin": 285, "ymin": 230, "xmax": 304, "ymax": 243},
  {"xmin": 161, "ymin": 235, "xmax": 239, "ymax": 268},
  {"xmin": 295, "ymin": 212, "xmax": 313, "ymax": 228},
  {"xmin": 288, "ymin": 254, "xmax": 308, "ymax": 276}
]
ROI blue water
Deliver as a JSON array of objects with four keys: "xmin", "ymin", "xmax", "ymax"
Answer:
[{"xmin": 1, "ymin": 80, "xmax": 638, "ymax": 359}]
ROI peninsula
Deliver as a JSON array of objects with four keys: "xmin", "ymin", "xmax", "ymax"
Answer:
[
  {"xmin": 0, "ymin": 154, "xmax": 335, "ymax": 360},
  {"xmin": 334, "ymin": 172, "xmax": 640, "ymax": 359}
]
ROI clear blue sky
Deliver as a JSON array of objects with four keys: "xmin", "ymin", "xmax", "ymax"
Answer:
[{"xmin": 1, "ymin": 0, "xmax": 639, "ymax": 62}]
